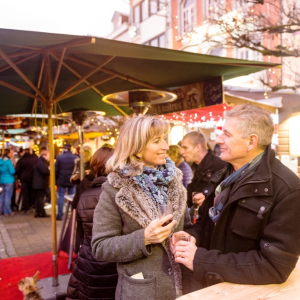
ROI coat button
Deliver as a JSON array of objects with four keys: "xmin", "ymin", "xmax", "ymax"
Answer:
[
  {"xmin": 241, "ymin": 199, "xmax": 246, "ymax": 203},
  {"xmin": 254, "ymin": 189, "xmax": 258, "ymax": 193},
  {"xmin": 264, "ymin": 188, "xmax": 268, "ymax": 192},
  {"xmin": 208, "ymin": 275, "xmax": 213, "ymax": 279},
  {"xmin": 260, "ymin": 206, "xmax": 266, "ymax": 211},
  {"xmin": 215, "ymin": 275, "xmax": 220, "ymax": 280}
]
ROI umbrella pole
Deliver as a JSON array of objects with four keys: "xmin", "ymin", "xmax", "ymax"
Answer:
[
  {"xmin": 48, "ymin": 105, "xmax": 59, "ymax": 286},
  {"xmin": 78, "ymin": 125, "xmax": 85, "ymax": 181}
]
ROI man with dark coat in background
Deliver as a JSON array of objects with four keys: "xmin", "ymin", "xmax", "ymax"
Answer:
[
  {"xmin": 32, "ymin": 149, "xmax": 50, "ymax": 218},
  {"xmin": 181, "ymin": 131, "xmax": 225, "ymax": 220},
  {"xmin": 55, "ymin": 143, "xmax": 77, "ymax": 220},
  {"xmin": 15, "ymin": 148, "xmax": 38, "ymax": 214}
]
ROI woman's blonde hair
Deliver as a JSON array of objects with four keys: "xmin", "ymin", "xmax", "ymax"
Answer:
[
  {"xmin": 106, "ymin": 115, "xmax": 170, "ymax": 176},
  {"xmin": 167, "ymin": 145, "xmax": 182, "ymax": 165}
]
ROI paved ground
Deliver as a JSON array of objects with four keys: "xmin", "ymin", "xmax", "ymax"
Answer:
[{"xmin": 0, "ymin": 206, "xmax": 65, "ymax": 259}]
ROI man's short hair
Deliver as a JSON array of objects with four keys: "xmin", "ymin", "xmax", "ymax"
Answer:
[
  {"xmin": 225, "ymin": 104, "xmax": 274, "ymax": 149},
  {"xmin": 183, "ymin": 131, "xmax": 208, "ymax": 149}
]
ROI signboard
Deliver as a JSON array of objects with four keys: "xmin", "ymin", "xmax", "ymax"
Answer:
[{"xmin": 150, "ymin": 76, "xmax": 223, "ymax": 115}]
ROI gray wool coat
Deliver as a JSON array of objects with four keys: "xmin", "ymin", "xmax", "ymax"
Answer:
[{"xmin": 92, "ymin": 168, "xmax": 189, "ymax": 300}]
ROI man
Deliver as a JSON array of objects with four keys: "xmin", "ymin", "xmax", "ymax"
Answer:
[
  {"xmin": 55, "ymin": 143, "xmax": 77, "ymax": 220},
  {"xmin": 181, "ymin": 131, "xmax": 225, "ymax": 210},
  {"xmin": 15, "ymin": 148, "xmax": 38, "ymax": 214},
  {"xmin": 32, "ymin": 149, "xmax": 50, "ymax": 218},
  {"xmin": 171, "ymin": 104, "xmax": 300, "ymax": 293}
]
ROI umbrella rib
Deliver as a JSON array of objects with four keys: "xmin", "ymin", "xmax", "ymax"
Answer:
[
  {"xmin": 56, "ymin": 75, "xmax": 116, "ymax": 102},
  {"xmin": 0, "ymin": 50, "xmax": 38, "ymax": 61},
  {"xmin": 64, "ymin": 54, "xmax": 166, "ymax": 91},
  {"xmin": 31, "ymin": 56, "xmax": 46, "ymax": 114},
  {"xmin": 0, "ymin": 48, "xmax": 47, "ymax": 103},
  {"xmin": 0, "ymin": 52, "xmax": 41, "ymax": 73},
  {"xmin": 0, "ymin": 79, "xmax": 44, "ymax": 102},
  {"xmin": 49, "ymin": 48, "xmax": 66, "ymax": 101},
  {"xmin": 50, "ymin": 53, "xmax": 128, "ymax": 116},
  {"xmin": 53, "ymin": 55, "xmax": 115, "ymax": 102}
]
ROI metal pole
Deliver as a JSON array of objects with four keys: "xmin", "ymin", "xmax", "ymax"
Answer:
[
  {"xmin": 78, "ymin": 125, "xmax": 85, "ymax": 181},
  {"xmin": 48, "ymin": 104, "xmax": 59, "ymax": 287}
]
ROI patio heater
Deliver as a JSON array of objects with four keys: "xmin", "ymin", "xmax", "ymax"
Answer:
[{"xmin": 102, "ymin": 89, "xmax": 177, "ymax": 116}]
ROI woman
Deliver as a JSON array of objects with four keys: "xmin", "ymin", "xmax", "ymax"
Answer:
[
  {"xmin": 92, "ymin": 116, "xmax": 190, "ymax": 300},
  {"xmin": 167, "ymin": 145, "xmax": 193, "ymax": 188},
  {"xmin": 0, "ymin": 148, "xmax": 16, "ymax": 216},
  {"xmin": 66, "ymin": 146, "xmax": 118, "ymax": 300}
]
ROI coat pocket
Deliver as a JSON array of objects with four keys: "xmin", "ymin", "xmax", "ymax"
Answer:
[
  {"xmin": 230, "ymin": 199, "xmax": 272, "ymax": 240},
  {"xmin": 121, "ymin": 273, "xmax": 156, "ymax": 300}
]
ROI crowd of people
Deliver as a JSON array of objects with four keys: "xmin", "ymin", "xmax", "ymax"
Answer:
[{"xmin": 2, "ymin": 103, "xmax": 300, "ymax": 300}]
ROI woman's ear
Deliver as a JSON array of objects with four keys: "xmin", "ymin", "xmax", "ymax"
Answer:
[
  {"xmin": 134, "ymin": 153, "xmax": 142, "ymax": 159},
  {"xmin": 247, "ymin": 134, "xmax": 259, "ymax": 151}
]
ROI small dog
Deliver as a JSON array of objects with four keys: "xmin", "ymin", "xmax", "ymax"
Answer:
[{"xmin": 18, "ymin": 271, "xmax": 44, "ymax": 300}]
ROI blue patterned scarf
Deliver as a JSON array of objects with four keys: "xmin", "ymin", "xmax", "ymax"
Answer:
[{"xmin": 120, "ymin": 158, "xmax": 176, "ymax": 207}]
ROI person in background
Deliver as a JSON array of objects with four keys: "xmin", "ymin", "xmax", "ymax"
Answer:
[
  {"xmin": 92, "ymin": 116, "xmax": 190, "ymax": 300},
  {"xmin": 167, "ymin": 145, "xmax": 193, "ymax": 188},
  {"xmin": 181, "ymin": 131, "xmax": 225, "ymax": 210},
  {"xmin": 55, "ymin": 143, "xmax": 78, "ymax": 220},
  {"xmin": 171, "ymin": 104, "xmax": 300, "ymax": 294},
  {"xmin": 0, "ymin": 148, "xmax": 16, "ymax": 216},
  {"xmin": 32, "ymin": 149, "xmax": 50, "ymax": 218},
  {"xmin": 15, "ymin": 148, "xmax": 37, "ymax": 214},
  {"xmin": 66, "ymin": 146, "xmax": 118, "ymax": 300}
]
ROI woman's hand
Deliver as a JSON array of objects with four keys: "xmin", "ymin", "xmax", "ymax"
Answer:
[{"xmin": 144, "ymin": 215, "xmax": 176, "ymax": 245}]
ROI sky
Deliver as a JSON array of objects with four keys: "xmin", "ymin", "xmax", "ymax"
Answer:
[{"xmin": 0, "ymin": 0, "xmax": 130, "ymax": 37}]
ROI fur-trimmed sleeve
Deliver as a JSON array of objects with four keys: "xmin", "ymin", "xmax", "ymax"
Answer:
[{"xmin": 91, "ymin": 181, "xmax": 152, "ymax": 263}]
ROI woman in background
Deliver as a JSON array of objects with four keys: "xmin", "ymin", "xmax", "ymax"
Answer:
[
  {"xmin": 0, "ymin": 148, "xmax": 16, "ymax": 216},
  {"xmin": 66, "ymin": 146, "xmax": 118, "ymax": 300},
  {"xmin": 167, "ymin": 145, "xmax": 193, "ymax": 188}
]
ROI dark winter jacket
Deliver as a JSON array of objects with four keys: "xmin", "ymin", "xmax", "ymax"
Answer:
[
  {"xmin": 183, "ymin": 146, "xmax": 300, "ymax": 293},
  {"xmin": 32, "ymin": 156, "xmax": 50, "ymax": 190},
  {"xmin": 66, "ymin": 176, "xmax": 118, "ymax": 300},
  {"xmin": 55, "ymin": 150, "xmax": 78, "ymax": 187},
  {"xmin": 187, "ymin": 149, "xmax": 226, "ymax": 207},
  {"xmin": 15, "ymin": 152, "xmax": 38, "ymax": 183}
]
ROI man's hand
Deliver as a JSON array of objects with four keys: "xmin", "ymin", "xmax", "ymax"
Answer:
[
  {"xmin": 144, "ymin": 215, "xmax": 176, "ymax": 245},
  {"xmin": 172, "ymin": 239, "xmax": 197, "ymax": 271},
  {"xmin": 192, "ymin": 192, "xmax": 205, "ymax": 206}
]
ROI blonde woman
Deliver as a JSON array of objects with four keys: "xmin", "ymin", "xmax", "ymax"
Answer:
[
  {"xmin": 92, "ymin": 116, "xmax": 190, "ymax": 300},
  {"xmin": 167, "ymin": 145, "xmax": 193, "ymax": 188}
]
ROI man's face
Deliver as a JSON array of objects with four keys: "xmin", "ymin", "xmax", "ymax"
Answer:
[
  {"xmin": 181, "ymin": 138, "xmax": 200, "ymax": 164},
  {"xmin": 215, "ymin": 118, "xmax": 249, "ymax": 166}
]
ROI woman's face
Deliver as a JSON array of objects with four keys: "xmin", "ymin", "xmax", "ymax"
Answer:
[{"xmin": 139, "ymin": 135, "xmax": 169, "ymax": 168}]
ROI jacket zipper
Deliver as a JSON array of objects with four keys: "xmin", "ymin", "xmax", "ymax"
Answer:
[{"xmin": 263, "ymin": 243, "xmax": 299, "ymax": 258}]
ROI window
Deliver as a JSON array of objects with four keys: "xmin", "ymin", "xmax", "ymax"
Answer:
[
  {"xmin": 134, "ymin": 4, "xmax": 141, "ymax": 24},
  {"xmin": 142, "ymin": 1, "xmax": 149, "ymax": 21},
  {"xmin": 144, "ymin": 34, "xmax": 166, "ymax": 48},
  {"xmin": 181, "ymin": 0, "xmax": 196, "ymax": 34},
  {"xmin": 150, "ymin": 0, "xmax": 158, "ymax": 14}
]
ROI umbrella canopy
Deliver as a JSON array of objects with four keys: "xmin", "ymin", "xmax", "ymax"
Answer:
[{"xmin": 0, "ymin": 28, "xmax": 279, "ymax": 117}]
